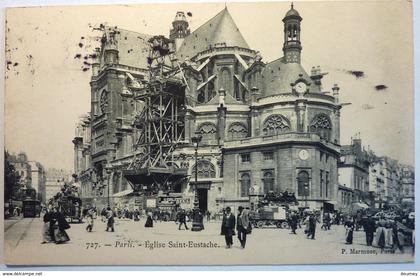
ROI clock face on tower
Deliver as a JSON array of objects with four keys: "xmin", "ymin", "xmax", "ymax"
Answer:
[
  {"xmin": 295, "ymin": 81, "xmax": 307, "ymax": 94},
  {"xmin": 298, "ymin": 149, "xmax": 309, "ymax": 160}
]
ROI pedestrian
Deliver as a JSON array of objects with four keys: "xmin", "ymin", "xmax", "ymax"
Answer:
[
  {"xmin": 178, "ymin": 209, "xmax": 189, "ymax": 230},
  {"xmin": 384, "ymin": 220, "xmax": 394, "ymax": 248},
  {"xmin": 206, "ymin": 210, "xmax": 211, "ymax": 222},
  {"xmin": 100, "ymin": 207, "xmax": 107, "ymax": 222},
  {"xmin": 41, "ymin": 207, "xmax": 53, "ymax": 244},
  {"xmin": 85, "ymin": 208, "xmax": 94, "ymax": 232},
  {"xmin": 344, "ymin": 217, "xmax": 354, "ymax": 244},
  {"xmin": 145, "ymin": 211, "xmax": 154, "ymax": 228},
  {"xmin": 392, "ymin": 221, "xmax": 404, "ymax": 253},
  {"xmin": 236, "ymin": 206, "xmax": 251, "ymax": 249},
  {"xmin": 51, "ymin": 208, "xmax": 70, "ymax": 244},
  {"xmin": 363, "ymin": 215, "xmax": 376, "ymax": 246},
  {"xmin": 105, "ymin": 207, "xmax": 115, "ymax": 232},
  {"xmin": 221, "ymin": 207, "xmax": 235, "ymax": 249},
  {"xmin": 289, "ymin": 211, "xmax": 298, "ymax": 234},
  {"xmin": 373, "ymin": 216, "xmax": 387, "ymax": 252},
  {"xmin": 133, "ymin": 209, "xmax": 140, "ymax": 221},
  {"xmin": 307, "ymin": 213, "xmax": 317, "ymax": 240}
]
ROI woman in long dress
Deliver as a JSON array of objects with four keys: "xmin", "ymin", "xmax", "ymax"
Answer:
[
  {"xmin": 52, "ymin": 208, "xmax": 71, "ymax": 244},
  {"xmin": 41, "ymin": 209, "xmax": 53, "ymax": 243},
  {"xmin": 384, "ymin": 220, "xmax": 394, "ymax": 248},
  {"xmin": 344, "ymin": 218, "xmax": 354, "ymax": 244},
  {"xmin": 373, "ymin": 216, "xmax": 386, "ymax": 251},
  {"xmin": 145, "ymin": 212, "xmax": 154, "ymax": 228}
]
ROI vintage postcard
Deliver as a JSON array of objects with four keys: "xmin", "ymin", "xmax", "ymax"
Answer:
[{"xmin": 3, "ymin": 0, "xmax": 415, "ymax": 265}]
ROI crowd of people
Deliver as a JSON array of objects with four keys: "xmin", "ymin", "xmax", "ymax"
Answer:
[
  {"xmin": 283, "ymin": 208, "xmax": 415, "ymax": 254},
  {"xmin": 37, "ymin": 199, "xmax": 414, "ymax": 255}
]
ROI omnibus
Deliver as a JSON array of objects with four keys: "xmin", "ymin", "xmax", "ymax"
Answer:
[{"xmin": 22, "ymin": 199, "xmax": 41, "ymax": 218}]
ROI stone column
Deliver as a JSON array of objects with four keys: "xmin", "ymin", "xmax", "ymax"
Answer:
[
  {"xmin": 217, "ymin": 106, "xmax": 227, "ymax": 145},
  {"xmin": 250, "ymin": 108, "xmax": 260, "ymax": 137}
]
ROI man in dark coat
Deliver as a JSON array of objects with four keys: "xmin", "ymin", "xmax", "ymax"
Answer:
[
  {"xmin": 363, "ymin": 215, "xmax": 376, "ymax": 246},
  {"xmin": 221, "ymin": 207, "xmax": 236, "ymax": 249},
  {"xmin": 178, "ymin": 209, "xmax": 189, "ymax": 230},
  {"xmin": 289, "ymin": 211, "xmax": 298, "ymax": 234},
  {"xmin": 307, "ymin": 214, "xmax": 317, "ymax": 240},
  {"xmin": 105, "ymin": 207, "xmax": 115, "ymax": 232}
]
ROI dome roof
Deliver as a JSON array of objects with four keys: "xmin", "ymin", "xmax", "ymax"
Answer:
[
  {"xmin": 285, "ymin": 8, "xmax": 300, "ymax": 17},
  {"xmin": 284, "ymin": 4, "xmax": 301, "ymax": 19}
]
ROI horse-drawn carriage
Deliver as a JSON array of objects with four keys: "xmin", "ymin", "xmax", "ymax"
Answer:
[{"xmin": 250, "ymin": 191, "xmax": 299, "ymax": 229}]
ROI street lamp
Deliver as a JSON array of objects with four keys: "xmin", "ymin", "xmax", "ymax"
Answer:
[
  {"xmin": 105, "ymin": 163, "xmax": 112, "ymax": 207},
  {"xmin": 191, "ymin": 135, "xmax": 202, "ymax": 232},
  {"xmin": 304, "ymin": 183, "xmax": 309, "ymax": 208}
]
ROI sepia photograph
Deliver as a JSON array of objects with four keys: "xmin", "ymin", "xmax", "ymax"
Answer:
[{"xmin": 3, "ymin": 0, "xmax": 415, "ymax": 266}]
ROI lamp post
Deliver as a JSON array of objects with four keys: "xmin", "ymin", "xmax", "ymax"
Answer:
[
  {"xmin": 191, "ymin": 135, "xmax": 202, "ymax": 232},
  {"xmin": 304, "ymin": 184, "xmax": 309, "ymax": 208},
  {"xmin": 105, "ymin": 163, "xmax": 112, "ymax": 207}
]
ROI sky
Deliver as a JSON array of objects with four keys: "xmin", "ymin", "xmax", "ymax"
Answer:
[{"xmin": 4, "ymin": 0, "xmax": 414, "ymax": 171}]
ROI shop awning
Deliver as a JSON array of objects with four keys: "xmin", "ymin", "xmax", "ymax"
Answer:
[
  {"xmin": 112, "ymin": 189, "xmax": 134, "ymax": 198},
  {"xmin": 352, "ymin": 202, "xmax": 370, "ymax": 209},
  {"xmin": 325, "ymin": 200, "xmax": 338, "ymax": 205}
]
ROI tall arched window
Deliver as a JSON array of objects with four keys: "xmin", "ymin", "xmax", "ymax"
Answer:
[
  {"xmin": 297, "ymin": 171, "xmax": 310, "ymax": 197},
  {"xmin": 191, "ymin": 160, "xmax": 216, "ymax": 179},
  {"xmin": 220, "ymin": 68, "xmax": 231, "ymax": 93},
  {"xmin": 197, "ymin": 122, "xmax": 217, "ymax": 142},
  {"xmin": 227, "ymin": 122, "xmax": 248, "ymax": 140},
  {"xmin": 310, "ymin": 114, "xmax": 332, "ymax": 141},
  {"xmin": 240, "ymin": 172, "xmax": 251, "ymax": 197},
  {"xmin": 263, "ymin": 170, "xmax": 275, "ymax": 194},
  {"xmin": 263, "ymin": 114, "xmax": 291, "ymax": 136}
]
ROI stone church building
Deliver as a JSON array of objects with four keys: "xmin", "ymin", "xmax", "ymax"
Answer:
[{"xmin": 74, "ymin": 5, "xmax": 342, "ymax": 212}]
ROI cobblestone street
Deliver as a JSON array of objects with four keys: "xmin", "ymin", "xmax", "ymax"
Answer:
[{"xmin": 5, "ymin": 217, "xmax": 414, "ymax": 265}]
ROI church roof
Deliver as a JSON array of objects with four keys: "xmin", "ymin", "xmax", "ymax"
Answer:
[
  {"xmin": 262, "ymin": 57, "xmax": 312, "ymax": 96},
  {"xmin": 176, "ymin": 8, "xmax": 250, "ymax": 60},
  {"xmin": 101, "ymin": 27, "xmax": 152, "ymax": 69}
]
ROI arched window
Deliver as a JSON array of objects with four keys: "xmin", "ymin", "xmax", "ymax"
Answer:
[
  {"xmin": 220, "ymin": 68, "xmax": 231, "ymax": 93},
  {"xmin": 191, "ymin": 160, "xmax": 216, "ymax": 179},
  {"xmin": 263, "ymin": 170, "xmax": 275, "ymax": 194},
  {"xmin": 297, "ymin": 171, "xmax": 310, "ymax": 197},
  {"xmin": 197, "ymin": 90, "xmax": 205, "ymax": 104},
  {"xmin": 263, "ymin": 114, "xmax": 291, "ymax": 135},
  {"xmin": 227, "ymin": 122, "xmax": 248, "ymax": 140},
  {"xmin": 197, "ymin": 122, "xmax": 217, "ymax": 142},
  {"xmin": 240, "ymin": 172, "xmax": 251, "ymax": 197},
  {"xmin": 310, "ymin": 114, "xmax": 332, "ymax": 141}
]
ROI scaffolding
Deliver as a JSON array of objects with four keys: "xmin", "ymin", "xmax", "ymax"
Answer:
[{"xmin": 123, "ymin": 35, "xmax": 188, "ymax": 194}]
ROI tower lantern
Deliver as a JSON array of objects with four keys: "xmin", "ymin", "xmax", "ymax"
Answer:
[
  {"xmin": 282, "ymin": 3, "xmax": 302, "ymax": 63},
  {"xmin": 170, "ymin": 11, "xmax": 190, "ymax": 51}
]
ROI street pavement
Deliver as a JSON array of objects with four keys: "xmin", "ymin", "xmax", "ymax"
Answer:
[{"xmin": 4, "ymin": 216, "xmax": 414, "ymax": 265}]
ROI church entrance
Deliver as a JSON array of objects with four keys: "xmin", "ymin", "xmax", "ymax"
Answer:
[{"xmin": 197, "ymin": 188, "xmax": 208, "ymax": 212}]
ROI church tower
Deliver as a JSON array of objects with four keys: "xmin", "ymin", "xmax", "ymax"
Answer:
[
  {"xmin": 282, "ymin": 3, "xmax": 302, "ymax": 63},
  {"xmin": 170, "ymin": 11, "xmax": 190, "ymax": 51}
]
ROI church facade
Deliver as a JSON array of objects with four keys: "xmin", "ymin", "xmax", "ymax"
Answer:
[{"xmin": 74, "ymin": 5, "xmax": 342, "ymax": 212}]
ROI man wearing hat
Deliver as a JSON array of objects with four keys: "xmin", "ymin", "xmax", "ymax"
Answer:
[
  {"xmin": 237, "ymin": 206, "xmax": 250, "ymax": 249},
  {"xmin": 363, "ymin": 214, "xmax": 376, "ymax": 246}
]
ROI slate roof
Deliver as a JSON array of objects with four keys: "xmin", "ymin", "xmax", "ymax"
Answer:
[
  {"xmin": 262, "ymin": 57, "xmax": 319, "ymax": 96},
  {"xmin": 101, "ymin": 27, "xmax": 152, "ymax": 69},
  {"xmin": 176, "ymin": 8, "xmax": 250, "ymax": 60}
]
